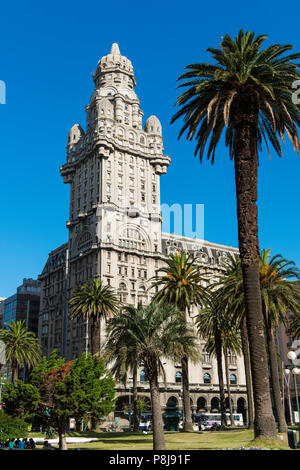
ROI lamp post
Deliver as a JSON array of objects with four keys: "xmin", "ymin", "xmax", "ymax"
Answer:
[
  {"xmin": 0, "ymin": 375, "xmax": 7, "ymax": 405},
  {"xmin": 128, "ymin": 376, "xmax": 133, "ymax": 431},
  {"xmin": 286, "ymin": 351, "xmax": 300, "ymax": 443},
  {"xmin": 284, "ymin": 368, "xmax": 294, "ymax": 426}
]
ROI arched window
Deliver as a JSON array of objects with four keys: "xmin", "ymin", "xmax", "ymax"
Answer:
[
  {"xmin": 140, "ymin": 370, "xmax": 147, "ymax": 382},
  {"xmin": 230, "ymin": 374, "xmax": 237, "ymax": 385},
  {"xmin": 175, "ymin": 372, "xmax": 182, "ymax": 383},
  {"xmin": 203, "ymin": 373, "xmax": 211, "ymax": 384}
]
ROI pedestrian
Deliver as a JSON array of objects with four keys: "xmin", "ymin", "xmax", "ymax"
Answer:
[
  {"xmin": 29, "ymin": 438, "xmax": 36, "ymax": 449},
  {"xmin": 42, "ymin": 440, "xmax": 54, "ymax": 450},
  {"xmin": 8, "ymin": 439, "xmax": 15, "ymax": 449},
  {"xmin": 18, "ymin": 439, "xmax": 25, "ymax": 450}
]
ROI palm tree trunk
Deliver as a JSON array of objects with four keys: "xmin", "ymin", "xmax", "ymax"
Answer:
[
  {"xmin": 132, "ymin": 361, "xmax": 139, "ymax": 431},
  {"xmin": 12, "ymin": 358, "xmax": 19, "ymax": 386},
  {"xmin": 91, "ymin": 316, "xmax": 100, "ymax": 359},
  {"xmin": 266, "ymin": 324, "xmax": 287, "ymax": 433},
  {"xmin": 149, "ymin": 372, "xmax": 165, "ymax": 450},
  {"xmin": 240, "ymin": 315, "xmax": 254, "ymax": 429},
  {"xmin": 181, "ymin": 355, "xmax": 193, "ymax": 431},
  {"xmin": 215, "ymin": 330, "xmax": 227, "ymax": 426},
  {"xmin": 232, "ymin": 96, "xmax": 277, "ymax": 438},
  {"xmin": 224, "ymin": 349, "xmax": 234, "ymax": 426},
  {"xmin": 180, "ymin": 301, "xmax": 193, "ymax": 432}
]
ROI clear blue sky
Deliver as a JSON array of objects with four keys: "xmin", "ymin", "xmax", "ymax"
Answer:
[{"xmin": 1, "ymin": 0, "xmax": 300, "ymax": 297}]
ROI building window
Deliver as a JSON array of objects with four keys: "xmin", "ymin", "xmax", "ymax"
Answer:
[
  {"xmin": 202, "ymin": 353, "xmax": 211, "ymax": 364},
  {"xmin": 203, "ymin": 373, "xmax": 211, "ymax": 384},
  {"xmin": 230, "ymin": 374, "xmax": 237, "ymax": 385},
  {"xmin": 140, "ymin": 370, "xmax": 147, "ymax": 382},
  {"xmin": 175, "ymin": 372, "xmax": 182, "ymax": 383}
]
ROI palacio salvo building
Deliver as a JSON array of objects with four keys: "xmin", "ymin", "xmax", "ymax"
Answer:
[{"xmin": 38, "ymin": 44, "xmax": 248, "ymax": 421}]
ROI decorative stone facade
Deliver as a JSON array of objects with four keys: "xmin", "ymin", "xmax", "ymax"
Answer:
[{"xmin": 38, "ymin": 44, "xmax": 248, "ymax": 420}]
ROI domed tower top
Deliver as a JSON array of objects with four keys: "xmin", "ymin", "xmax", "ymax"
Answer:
[
  {"xmin": 93, "ymin": 43, "xmax": 136, "ymax": 89},
  {"xmin": 144, "ymin": 115, "xmax": 162, "ymax": 135}
]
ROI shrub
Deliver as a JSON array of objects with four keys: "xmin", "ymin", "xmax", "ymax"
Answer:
[{"xmin": 0, "ymin": 410, "xmax": 27, "ymax": 443}]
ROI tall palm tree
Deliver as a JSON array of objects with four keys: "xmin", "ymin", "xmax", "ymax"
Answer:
[
  {"xmin": 105, "ymin": 302, "xmax": 199, "ymax": 450},
  {"xmin": 196, "ymin": 290, "xmax": 228, "ymax": 427},
  {"xmin": 171, "ymin": 30, "xmax": 300, "ymax": 438},
  {"xmin": 151, "ymin": 251, "xmax": 206, "ymax": 431},
  {"xmin": 0, "ymin": 320, "xmax": 41, "ymax": 385},
  {"xmin": 104, "ymin": 304, "xmax": 141, "ymax": 431},
  {"xmin": 69, "ymin": 278, "xmax": 119, "ymax": 359}
]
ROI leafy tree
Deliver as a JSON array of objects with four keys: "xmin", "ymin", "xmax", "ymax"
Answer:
[
  {"xmin": 171, "ymin": 29, "xmax": 300, "ymax": 439},
  {"xmin": 151, "ymin": 251, "xmax": 206, "ymax": 432},
  {"xmin": 6, "ymin": 351, "xmax": 116, "ymax": 450},
  {"xmin": 0, "ymin": 320, "xmax": 41, "ymax": 385},
  {"xmin": 106, "ymin": 302, "xmax": 199, "ymax": 450},
  {"xmin": 2, "ymin": 380, "xmax": 40, "ymax": 424},
  {"xmin": 0, "ymin": 410, "xmax": 27, "ymax": 443},
  {"xmin": 69, "ymin": 278, "xmax": 119, "ymax": 358}
]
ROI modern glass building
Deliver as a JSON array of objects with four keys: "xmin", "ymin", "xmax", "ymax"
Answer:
[{"xmin": 3, "ymin": 278, "xmax": 41, "ymax": 335}]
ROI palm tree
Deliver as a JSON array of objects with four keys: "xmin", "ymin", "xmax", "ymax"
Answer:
[
  {"xmin": 171, "ymin": 30, "xmax": 300, "ymax": 438},
  {"xmin": 222, "ymin": 327, "xmax": 242, "ymax": 426},
  {"xmin": 151, "ymin": 251, "xmax": 206, "ymax": 431},
  {"xmin": 196, "ymin": 290, "xmax": 228, "ymax": 427},
  {"xmin": 105, "ymin": 302, "xmax": 199, "ymax": 450},
  {"xmin": 217, "ymin": 254, "xmax": 254, "ymax": 429},
  {"xmin": 259, "ymin": 249, "xmax": 300, "ymax": 432},
  {"xmin": 0, "ymin": 320, "xmax": 41, "ymax": 385},
  {"xmin": 104, "ymin": 304, "xmax": 141, "ymax": 431},
  {"xmin": 220, "ymin": 250, "xmax": 300, "ymax": 432},
  {"xmin": 69, "ymin": 278, "xmax": 119, "ymax": 359},
  {"xmin": 289, "ymin": 305, "xmax": 300, "ymax": 339}
]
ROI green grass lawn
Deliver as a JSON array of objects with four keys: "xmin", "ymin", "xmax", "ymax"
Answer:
[{"xmin": 30, "ymin": 429, "xmax": 292, "ymax": 451}]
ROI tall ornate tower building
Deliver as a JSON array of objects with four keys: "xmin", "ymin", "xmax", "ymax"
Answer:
[{"xmin": 39, "ymin": 44, "xmax": 248, "ymax": 420}]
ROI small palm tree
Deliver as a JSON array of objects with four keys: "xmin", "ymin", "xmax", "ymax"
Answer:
[
  {"xmin": 289, "ymin": 306, "xmax": 300, "ymax": 339},
  {"xmin": 69, "ymin": 278, "xmax": 119, "ymax": 359},
  {"xmin": 259, "ymin": 249, "xmax": 300, "ymax": 432},
  {"xmin": 196, "ymin": 290, "xmax": 228, "ymax": 427},
  {"xmin": 222, "ymin": 327, "xmax": 242, "ymax": 426},
  {"xmin": 219, "ymin": 250, "xmax": 300, "ymax": 432},
  {"xmin": 0, "ymin": 320, "xmax": 41, "ymax": 385},
  {"xmin": 217, "ymin": 254, "xmax": 254, "ymax": 428},
  {"xmin": 105, "ymin": 302, "xmax": 199, "ymax": 450},
  {"xmin": 151, "ymin": 251, "xmax": 206, "ymax": 432},
  {"xmin": 104, "ymin": 304, "xmax": 141, "ymax": 431},
  {"xmin": 172, "ymin": 29, "xmax": 300, "ymax": 439}
]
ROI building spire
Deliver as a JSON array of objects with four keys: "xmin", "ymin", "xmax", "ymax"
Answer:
[{"xmin": 110, "ymin": 43, "xmax": 120, "ymax": 55}]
